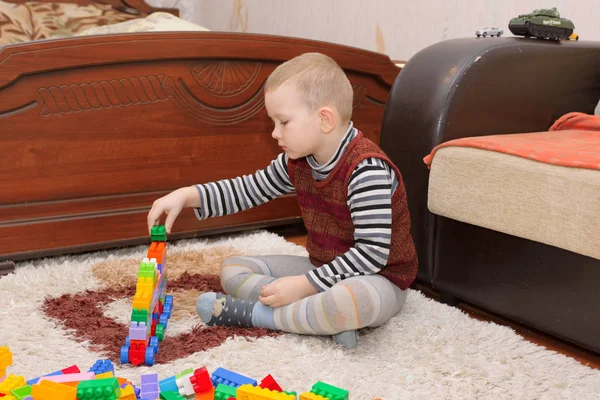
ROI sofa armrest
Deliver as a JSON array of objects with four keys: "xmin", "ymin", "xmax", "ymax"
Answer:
[{"xmin": 380, "ymin": 37, "xmax": 600, "ymax": 284}]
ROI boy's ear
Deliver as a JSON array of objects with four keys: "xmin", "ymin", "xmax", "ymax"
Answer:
[{"xmin": 319, "ymin": 107, "xmax": 336, "ymax": 134}]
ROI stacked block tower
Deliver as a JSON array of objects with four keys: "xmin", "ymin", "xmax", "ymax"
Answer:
[{"xmin": 120, "ymin": 225, "xmax": 173, "ymax": 366}]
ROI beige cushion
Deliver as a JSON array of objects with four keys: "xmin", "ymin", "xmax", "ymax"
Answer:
[
  {"xmin": 77, "ymin": 12, "xmax": 209, "ymax": 36},
  {"xmin": 428, "ymin": 146, "xmax": 600, "ymax": 260}
]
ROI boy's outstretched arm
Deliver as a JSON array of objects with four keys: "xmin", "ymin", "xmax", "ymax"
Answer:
[
  {"xmin": 306, "ymin": 158, "xmax": 395, "ymax": 292},
  {"xmin": 194, "ymin": 152, "xmax": 294, "ymax": 220}
]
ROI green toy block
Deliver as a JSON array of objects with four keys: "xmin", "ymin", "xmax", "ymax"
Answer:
[
  {"xmin": 156, "ymin": 324, "xmax": 165, "ymax": 341},
  {"xmin": 175, "ymin": 368, "xmax": 193, "ymax": 379},
  {"xmin": 160, "ymin": 391, "xmax": 186, "ymax": 400},
  {"xmin": 138, "ymin": 261, "xmax": 156, "ymax": 280},
  {"xmin": 311, "ymin": 382, "xmax": 349, "ymax": 400},
  {"xmin": 77, "ymin": 377, "xmax": 120, "ymax": 400},
  {"xmin": 215, "ymin": 383, "xmax": 237, "ymax": 400},
  {"xmin": 131, "ymin": 308, "xmax": 148, "ymax": 323},
  {"xmin": 11, "ymin": 385, "xmax": 31, "ymax": 400},
  {"xmin": 151, "ymin": 225, "xmax": 167, "ymax": 242}
]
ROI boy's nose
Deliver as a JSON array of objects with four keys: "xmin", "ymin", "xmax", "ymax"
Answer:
[{"xmin": 271, "ymin": 128, "xmax": 281, "ymax": 140}]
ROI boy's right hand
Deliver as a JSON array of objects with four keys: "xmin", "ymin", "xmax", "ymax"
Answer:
[{"xmin": 147, "ymin": 186, "xmax": 199, "ymax": 234}]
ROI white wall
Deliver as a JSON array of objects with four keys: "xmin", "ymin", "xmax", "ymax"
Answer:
[{"xmin": 149, "ymin": 0, "xmax": 598, "ymax": 61}]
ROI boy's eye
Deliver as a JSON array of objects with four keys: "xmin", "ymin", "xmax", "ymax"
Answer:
[{"xmin": 281, "ymin": 121, "xmax": 288, "ymax": 126}]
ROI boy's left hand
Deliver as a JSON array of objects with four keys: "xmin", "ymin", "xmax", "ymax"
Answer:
[{"xmin": 259, "ymin": 275, "xmax": 318, "ymax": 308}]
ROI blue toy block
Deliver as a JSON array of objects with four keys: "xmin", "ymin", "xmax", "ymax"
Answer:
[
  {"xmin": 88, "ymin": 359, "xmax": 115, "ymax": 375},
  {"xmin": 211, "ymin": 367, "xmax": 257, "ymax": 388},
  {"xmin": 158, "ymin": 375, "xmax": 178, "ymax": 393},
  {"xmin": 27, "ymin": 370, "xmax": 63, "ymax": 385}
]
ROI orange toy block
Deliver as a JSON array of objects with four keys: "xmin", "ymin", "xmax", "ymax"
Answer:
[
  {"xmin": 195, "ymin": 386, "xmax": 215, "ymax": 400},
  {"xmin": 31, "ymin": 380, "xmax": 76, "ymax": 400},
  {"xmin": 147, "ymin": 242, "xmax": 166, "ymax": 264},
  {"xmin": 0, "ymin": 347, "xmax": 12, "ymax": 379}
]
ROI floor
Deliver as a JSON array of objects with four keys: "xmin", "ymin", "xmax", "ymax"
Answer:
[{"xmin": 268, "ymin": 224, "xmax": 600, "ymax": 371}]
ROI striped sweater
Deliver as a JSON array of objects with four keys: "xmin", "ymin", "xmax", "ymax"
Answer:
[{"xmin": 194, "ymin": 122, "xmax": 398, "ymax": 291}]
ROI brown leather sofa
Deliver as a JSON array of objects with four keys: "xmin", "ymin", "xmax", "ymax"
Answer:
[{"xmin": 380, "ymin": 37, "xmax": 600, "ymax": 354}]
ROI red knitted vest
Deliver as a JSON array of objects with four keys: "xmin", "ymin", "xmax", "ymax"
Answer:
[{"xmin": 287, "ymin": 131, "xmax": 418, "ymax": 290}]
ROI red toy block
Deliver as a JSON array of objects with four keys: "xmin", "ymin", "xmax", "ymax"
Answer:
[
  {"xmin": 189, "ymin": 367, "xmax": 212, "ymax": 394},
  {"xmin": 128, "ymin": 340, "xmax": 147, "ymax": 366},
  {"xmin": 60, "ymin": 365, "xmax": 80, "ymax": 374},
  {"xmin": 259, "ymin": 374, "xmax": 283, "ymax": 392}
]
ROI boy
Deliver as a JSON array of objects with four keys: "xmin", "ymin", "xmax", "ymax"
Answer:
[{"xmin": 146, "ymin": 53, "xmax": 417, "ymax": 348}]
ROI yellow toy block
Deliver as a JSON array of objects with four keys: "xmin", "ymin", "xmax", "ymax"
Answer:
[
  {"xmin": 2, "ymin": 395, "xmax": 16, "ymax": 400},
  {"xmin": 0, "ymin": 374, "xmax": 26, "ymax": 395},
  {"xmin": 237, "ymin": 384, "xmax": 295, "ymax": 400},
  {"xmin": 31, "ymin": 380, "xmax": 77, "ymax": 400},
  {"xmin": 132, "ymin": 277, "xmax": 154, "ymax": 310},
  {"xmin": 96, "ymin": 371, "xmax": 115, "ymax": 379},
  {"xmin": 119, "ymin": 385, "xmax": 136, "ymax": 400},
  {"xmin": 299, "ymin": 392, "xmax": 329, "ymax": 400}
]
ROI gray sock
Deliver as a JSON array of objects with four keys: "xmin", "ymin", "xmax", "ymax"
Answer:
[
  {"xmin": 196, "ymin": 292, "xmax": 255, "ymax": 327},
  {"xmin": 333, "ymin": 330, "xmax": 358, "ymax": 349}
]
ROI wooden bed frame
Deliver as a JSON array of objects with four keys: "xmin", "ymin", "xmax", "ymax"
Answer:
[{"xmin": 0, "ymin": 27, "xmax": 401, "ymax": 264}]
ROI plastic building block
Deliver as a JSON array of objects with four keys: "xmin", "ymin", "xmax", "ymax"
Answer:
[
  {"xmin": 190, "ymin": 367, "xmax": 213, "ymax": 394},
  {"xmin": 0, "ymin": 347, "xmax": 12, "ymax": 379},
  {"xmin": 259, "ymin": 375, "xmax": 283, "ymax": 392},
  {"xmin": 60, "ymin": 365, "xmax": 80, "ymax": 375},
  {"xmin": 310, "ymin": 382, "xmax": 348, "ymax": 400},
  {"xmin": 0, "ymin": 375, "xmax": 26, "ymax": 395},
  {"xmin": 214, "ymin": 383, "xmax": 237, "ymax": 400},
  {"xmin": 10, "ymin": 385, "xmax": 31, "ymax": 400},
  {"xmin": 129, "ymin": 321, "xmax": 148, "ymax": 341},
  {"xmin": 194, "ymin": 387, "xmax": 215, "ymax": 400},
  {"xmin": 148, "ymin": 241, "xmax": 166, "ymax": 264},
  {"xmin": 211, "ymin": 368, "xmax": 257, "ymax": 388},
  {"xmin": 118, "ymin": 385, "xmax": 136, "ymax": 400},
  {"xmin": 159, "ymin": 391, "xmax": 186, "ymax": 400},
  {"xmin": 140, "ymin": 373, "xmax": 159, "ymax": 400},
  {"xmin": 175, "ymin": 371, "xmax": 195, "ymax": 396},
  {"xmin": 151, "ymin": 225, "xmax": 167, "ymax": 241},
  {"xmin": 237, "ymin": 384, "xmax": 295, "ymax": 400},
  {"xmin": 31, "ymin": 380, "xmax": 77, "ymax": 400},
  {"xmin": 158, "ymin": 376, "xmax": 178, "ymax": 394},
  {"xmin": 131, "ymin": 309, "xmax": 148, "ymax": 323},
  {"xmin": 88, "ymin": 360, "xmax": 115, "ymax": 376},
  {"xmin": 299, "ymin": 393, "xmax": 328, "ymax": 400},
  {"xmin": 77, "ymin": 378, "xmax": 120, "ymax": 400},
  {"xmin": 39, "ymin": 372, "xmax": 95, "ymax": 383}
]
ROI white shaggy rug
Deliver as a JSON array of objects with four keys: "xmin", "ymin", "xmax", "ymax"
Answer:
[{"xmin": 2, "ymin": 230, "xmax": 600, "ymax": 399}]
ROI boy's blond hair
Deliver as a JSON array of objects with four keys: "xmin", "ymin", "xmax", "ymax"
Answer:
[{"xmin": 265, "ymin": 52, "xmax": 353, "ymax": 123}]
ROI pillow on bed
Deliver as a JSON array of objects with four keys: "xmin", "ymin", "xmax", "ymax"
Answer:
[
  {"xmin": 76, "ymin": 12, "xmax": 209, "ymax": 36},
  {"xmin": 0, "ymin": 1, "xmax": 140, "ymax": 44}
]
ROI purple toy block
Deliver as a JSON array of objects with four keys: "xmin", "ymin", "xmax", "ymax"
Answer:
[
  {"xmin": 129, "ymin": 321, "xmax": 147, "ymax": 341},
  {"xmin": 140, "ymin": 373, "xmax": 159, "ymax": 399}
]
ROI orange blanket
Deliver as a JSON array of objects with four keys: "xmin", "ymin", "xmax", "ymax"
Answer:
[{"xmin": 423, "ymin": 112, "xmax": 600, "ymax": 170}]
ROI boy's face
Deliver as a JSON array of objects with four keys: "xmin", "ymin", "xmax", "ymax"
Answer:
[{"xmin": 265, "ymin": 82, "xmax": 323, "ymax": 160}]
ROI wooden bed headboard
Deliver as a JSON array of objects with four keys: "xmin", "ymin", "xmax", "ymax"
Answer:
[
  {"xmin": 0, "ymin": 32, "xmax": 401, "ymax": 261},
  {"xmin": 2, "ymin": 0, "xmax": 179, "ymax": 16}
]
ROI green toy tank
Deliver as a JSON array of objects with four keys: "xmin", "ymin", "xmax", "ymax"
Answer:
[{"xmin": 509, "ymin": 7, "xmax": 574, "ymax": 40}]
